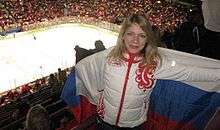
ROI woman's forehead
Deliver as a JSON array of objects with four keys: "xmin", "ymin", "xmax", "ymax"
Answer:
[{"xmin": 126, "ymin": 23, "xmax": 145, "ymax": 33}]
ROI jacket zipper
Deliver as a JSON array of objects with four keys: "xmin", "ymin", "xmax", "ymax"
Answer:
[{"xmin": 115, "ymin": 55, "xmax": 135, "ymax": 126}]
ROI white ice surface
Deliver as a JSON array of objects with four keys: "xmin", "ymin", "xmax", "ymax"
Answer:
[{"xmin": 0, "ymin": 23, "xmax": 118, "ymax": 93}]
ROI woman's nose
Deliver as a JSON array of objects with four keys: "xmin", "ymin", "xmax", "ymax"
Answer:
[{"xmin": 133, "ymin": 35, "xmax": 139, "ymax": 43}]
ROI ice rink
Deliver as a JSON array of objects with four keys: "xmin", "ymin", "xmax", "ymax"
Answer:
[{"xmin": 0, "ymin": 24, "xmax": 118, "ymax": 93}]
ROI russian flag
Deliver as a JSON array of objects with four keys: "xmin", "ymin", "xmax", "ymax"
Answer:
[
  {"xmin": 146, "ymin": 79, "xmax": 220, "ymax": 130},
  {"xmin": 60, "ymin": 69, "xmax": 80, "ymax": 107},
  {"xmin": 145, "ymin": 48, "xmax": 220, "ymax": 130},
  {"xmin": 60, "ymin": 69, "xmax": 96, "ymax": 127}
]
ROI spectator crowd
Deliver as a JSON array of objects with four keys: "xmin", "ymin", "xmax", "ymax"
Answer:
[{"xmin": 0, "ymin": 0, "xmax": 187, "ymax": 33}]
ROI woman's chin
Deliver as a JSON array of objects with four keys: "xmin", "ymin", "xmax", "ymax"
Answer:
[{"xmin": 128, "ymin": 50, "xmax": 140, "ymax": 54}]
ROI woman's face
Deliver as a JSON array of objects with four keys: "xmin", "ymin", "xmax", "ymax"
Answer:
[{"xmin": 123, "ymin": 23, "xmax": 147, "ymax": 54}]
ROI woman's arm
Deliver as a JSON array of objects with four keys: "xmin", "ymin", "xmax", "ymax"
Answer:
[{"xmin": 155, "ymin": 54, "xmax": 220, "ymax": 82}]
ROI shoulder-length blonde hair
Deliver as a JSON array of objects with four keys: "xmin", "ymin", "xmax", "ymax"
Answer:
[{"xmin": 108, "ymin": 13, "xmax": 161, "ymax": 65}]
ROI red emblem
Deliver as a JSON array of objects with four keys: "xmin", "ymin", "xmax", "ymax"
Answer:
[
  {"xmin": 97, "ymin": 92, "xmax": 105, "ymax": 118},
  {"xmin": 135, "ymin": 63, "xmax": 157, "ymax": 91}
]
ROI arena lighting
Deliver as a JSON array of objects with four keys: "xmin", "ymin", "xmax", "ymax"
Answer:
[
  {"xmin": 0, "ymin": 23, "xmax": 117, "ymax": 93},
  {"xmin": 156, "ymin": 1, "xmax": 161, "ymax": 4}
]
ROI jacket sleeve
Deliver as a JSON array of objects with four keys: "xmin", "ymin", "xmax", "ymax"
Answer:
[
  {"xmin": 155, "ymin": 48, "xmax": 220, "ymax": 82},
  {"xmin": 75, "ymin": 48, "xmax": 111, "ymax": 105}
]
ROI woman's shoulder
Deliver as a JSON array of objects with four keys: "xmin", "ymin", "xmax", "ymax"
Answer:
[{"xmin": 76, "ymin": 47, "xmax": 114, "ymax": 69}]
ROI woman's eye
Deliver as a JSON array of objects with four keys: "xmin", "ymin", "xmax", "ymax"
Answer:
[
  {"xmin": 139, "ymin": 34, "xmax": 146, "ymax": 38},
  {"xmin": 126, "ymin": 32, "xmax": 133, "ymax": 36}
]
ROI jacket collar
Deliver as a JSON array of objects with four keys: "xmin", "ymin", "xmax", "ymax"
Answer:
[{"xmin": 122, "ymin": 51, "xmax": 143, "ymax": 63}]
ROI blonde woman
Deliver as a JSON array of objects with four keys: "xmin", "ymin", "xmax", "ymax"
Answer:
[{"xmin": 75, "ymin": 13, "xmax": 220, "ymax": 130}]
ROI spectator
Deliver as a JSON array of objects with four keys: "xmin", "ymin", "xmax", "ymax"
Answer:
[
  {"xmin": 152, "ymin": 25, "xmax": 167, "ymax": 48},
  {"xmin": 200, "ymin": 0, "xmax": 220, "ymax": 59},
  {"xmin": 48, "ymin": 73, "xmax": 59, "ymax": 87},
  {"xmin": 161, "ymin": 29, "xmax": 174, "ymax": 49},
  {"xmin": 32, "ymin": 79, "xmax": 42, "ymax": 92},
  {"xmin": 57, "ymin": 68, "xmax": 67, "ymax": 86},
  {"xmin": 21, "ymin": 84, "xmax": 31, "ymax": 95},
  {"xmin": 173, "ymin": 9, "xmax": 203, "ymax": 54},
  {"xmin": 26, "ymin": 104, "xmax": 52, "ymax": 130},
  {"xmin": 74, "ymin": 45, "xmax": 94, "ymax": 64},
  {"xmin": 48, "ymin": 73, "xmax": 60, "ymax": 100},
  {"xmin": 93, "ymin": 40, "xmax": 106, "ymax": 52}
]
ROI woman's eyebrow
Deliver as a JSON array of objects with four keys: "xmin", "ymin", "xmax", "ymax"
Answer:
[{"xmin": 125, "ymin": 31, "xmax": 145, "ymax": 34}]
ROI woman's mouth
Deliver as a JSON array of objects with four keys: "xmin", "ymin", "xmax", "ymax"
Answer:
[{"xmin": 130, "ymin": 45, "xmax": 139, "ymax": 49}]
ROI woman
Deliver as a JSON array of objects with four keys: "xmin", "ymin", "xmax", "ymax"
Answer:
[{"xmin": 75, "ymin": 13, "xmax": 220, "ymax": 130}]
